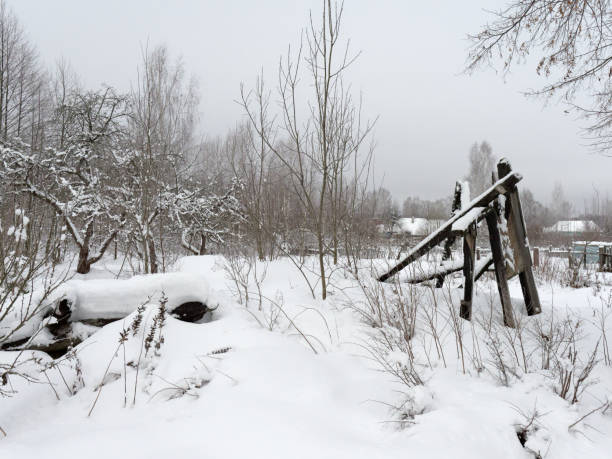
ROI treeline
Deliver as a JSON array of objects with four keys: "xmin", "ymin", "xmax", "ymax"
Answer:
[
  {"xmin": 0, "ymin": 0, "xmax": 390, "ymax": 300},
  {"xmin": 371, "ymin": 141, "xmax": 612, "ymax": 242}
]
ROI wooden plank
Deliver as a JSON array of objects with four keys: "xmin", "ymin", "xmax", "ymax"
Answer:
[
  {"xmin": 378, "ymin": 170, "xmax": 522, "ymax": 282},
  {"xmin": 406, "ymin": 258, "xmax": 463, "ymax": 284},
  {"xmin": 403, "ymin": 254, "xmax": 492, "ymax": 284},
  {"xmin": 382, "ymin": 226, "xmax": 453, "ymax": 282},
  {"xmin": 404, "ymin": 254, "xmax": 494, "ymax": 285},
  {"xmin": 460, "ymin": 223, "xmax": 477, "ymax": 320},
  {"xmin": 486, "ymin": 208, "xmax": 515, "ymax": 327},
  {"xmin": 497, "ymin": 159, "xmax": 541, "ymax": 316},
  {"xmin": 474, "ymin": 256, "xmax": 494, "ymax": 282},
  {"xmin": 518, "ymin": 270, "xmax": 541, "ymax": 315}
]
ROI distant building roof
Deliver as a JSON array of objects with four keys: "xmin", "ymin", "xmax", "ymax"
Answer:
[
  {"xmin": 394, "ymin": 217, "xmax": 444, "ymax": 236},
  {"xmin": 543, "ymin": 220, "xmax": 601, "ymax": 233}
]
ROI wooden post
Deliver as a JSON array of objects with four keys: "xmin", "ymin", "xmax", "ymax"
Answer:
[
  {"xmin": 436, "ymin": 181, "xmax": 463, "ymax": 288},
  {"xmin": 460, "ymin": 222, "xmax": 476, "ymax": 321},
  {"xmin": 599, "ymin": 246, "xmax": 605, "ymax": 272},
  {"xmin": 497, "ymin": 159, "xmax": 541, "ymax": 316},
  {"xmin": 533, "ymin": 247, "xmax": 539, "ymax": 268},
  {"xmin": 486, "ymin": 209, "xmax": 515, "ymax": 327}
]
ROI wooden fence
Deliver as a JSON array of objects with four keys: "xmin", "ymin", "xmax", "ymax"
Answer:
[
  {"xmin": 531, "ymin": 246, "xmax": 612, "ymax": 272},
  {"xmin": 600, "ymin": 246, "xmax": 612, "ymax": 272}
]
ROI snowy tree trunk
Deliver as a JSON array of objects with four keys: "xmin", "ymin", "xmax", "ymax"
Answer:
[
  {"xmin": 255, "ymin": 232, "xmax": 264, "ymax": 261},
  {"xmin": 199, "ymin": 233, "xmax": 207, "ymax": 255},
  {"xmin": 147, "ymin": 237, "xmax": 158, "ymax": 274},
  {"xmin": 76, "ymin": 245, "xmax": 91, "ymax": 274},
  {"xmin": 76, "ymin": 220, "xmax": 94, "ymax": 274}
]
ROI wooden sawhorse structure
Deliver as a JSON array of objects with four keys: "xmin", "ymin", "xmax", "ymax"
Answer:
[{"xmin": 378, "ymin": 158, "xmax": 541, "ymax": 327}]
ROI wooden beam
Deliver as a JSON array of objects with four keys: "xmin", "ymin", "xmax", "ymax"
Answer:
[
  {"xmin": 379, "ymin": 170, "xmax": 522, "ymax": 282},
  {"xmin": 403, "ymin": 255, "xmax": 493, "ymax": 284},
  {"xmin": 460, "ymin": 223, "xmax": 477, "ymax": 320},
  {"xmin": 474, "ymin": 257, "xmax": 494, "ymax": 282},
  {"xmin": 497, "ymin": 159, "xmax": 541, "ymax": 316},
  {"xmin": 486, "ymin": 208, "xmax": 515, "ymax": 327}
]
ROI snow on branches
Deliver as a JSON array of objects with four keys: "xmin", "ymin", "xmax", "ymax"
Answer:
[
  {"xmin": 0, "ymin": 141, "xmax": 125, "ymax": 274},
  {"xmin": 172, "ymin": 178, "xmax": 245, "ymax": 255}
]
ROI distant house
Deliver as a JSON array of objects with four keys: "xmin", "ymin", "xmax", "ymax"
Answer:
[
  {"xmin": 543, "ymin": 220, "xmax": 601, "ymax": 235},
  {"xmin": 392, "ymin": 217, "xmax": 444, "ymax": 237}
]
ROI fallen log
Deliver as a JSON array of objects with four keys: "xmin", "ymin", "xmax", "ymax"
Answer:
[
  {"xmin": 1, "ymin": 272, "xmax": 212, "ymax": 357},
  {"xmin": 1, "ymin": 300, "xmax": 210, "ymax": 357}
]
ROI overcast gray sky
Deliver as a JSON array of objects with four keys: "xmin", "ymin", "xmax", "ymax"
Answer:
[{"xmin": 10, "ymin": 0, "xmax": 612, "ymax": 211}]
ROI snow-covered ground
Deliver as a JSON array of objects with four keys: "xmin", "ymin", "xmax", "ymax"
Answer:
[{"xmin": 1, "ymin": 255, "xmax": 611, "ymax": 458}]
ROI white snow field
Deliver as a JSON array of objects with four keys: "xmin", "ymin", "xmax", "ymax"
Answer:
[{"xmin": 1, "ymin": 255, "xmax": 611, "ymax": 458}]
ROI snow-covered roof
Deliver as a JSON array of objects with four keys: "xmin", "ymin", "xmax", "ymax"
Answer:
[
  {"xmin": 394, "ymin": 217, "xmax": 443, "ymax": 236},
  {"xmin": 573, "ymin": 240, "xmax": 612, "ymax": 247},
  {"xmin": 543, "ymin": 220, "xmax": 601, "ymax": 233}
]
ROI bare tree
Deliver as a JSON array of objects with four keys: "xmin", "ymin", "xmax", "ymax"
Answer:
[
  {"xmin": 466, "ymin": 0, "xmax": 612, "ymax": 151},
  {"xmin": 0, "ymin": 0, "xmax": 47, "ymax": 145},
  {"xmin": 465, "ymin": 141, "xmax": 496, "ymax": 197},
  {"xmin": 241, "ymin": 0, "xmax": 374, "ymax": 299},
  {"xmin": 1, "ymin": 87, "xmax": 128, "ymax": 274},
  {"xmin": 49, "ymin": 58, "xmax": 80, "ymax": 150},
  {"xmin": 551, "ymin": 181, "xmax": 573, "ymax": 220},
  {"xmin": 125, "ymin": 44, "xmax": 199, "ymax": 273},
  {"xmin": 230, "ymin": 79, "xmax": 276, "ymax": 261}
]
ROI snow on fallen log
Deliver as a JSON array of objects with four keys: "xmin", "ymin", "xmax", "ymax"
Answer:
[
  {"xmin": 2, "ymin": 272, "xmax": 212, "ymax": 356},
  {"xmin": 52, "ymin": 272, "xmax": 210, "ymax": 323}
]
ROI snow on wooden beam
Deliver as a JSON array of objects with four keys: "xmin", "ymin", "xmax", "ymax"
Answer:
[
  {"xmin": 402, "ymin": 255, "xmax": 493, "ymax": 284},
  {"xmin": 378, "ymin": 170, "xmax": 522, "ymax": 282},
  {"xmin": 451, "ymin": 207, "xmax": 486, "ymax": 234}
]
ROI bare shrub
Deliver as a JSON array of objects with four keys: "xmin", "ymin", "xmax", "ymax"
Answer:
[
  {"xmin": 512, "ymin": 403, "xmax": 547, "ymax": 459},
  {"xmin": 352, "ymin": 272, "xmax": 423, "ymax": 387},
  {"xmin": 596, "ymin": 303, "xmax": 611, "ymax": 366},
  {"xmin": 223, "ymin": 251, "xmax": 268, "ymax": 310},
  {"xmin": 553, "ymin": 341, "xmax": 599, "ymax": 405}
]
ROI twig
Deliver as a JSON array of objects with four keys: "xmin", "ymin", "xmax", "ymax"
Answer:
[
  {"xmin": 568, "ymin": 401, "xmax": 610, "ymax": 431},
  {"xmin": 42, "ymin": 369, "xmax": 60, "ymax": 400},
  {"xmin": 88, "ymin": 342, "xmax": 121, "ymax": 417}
]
